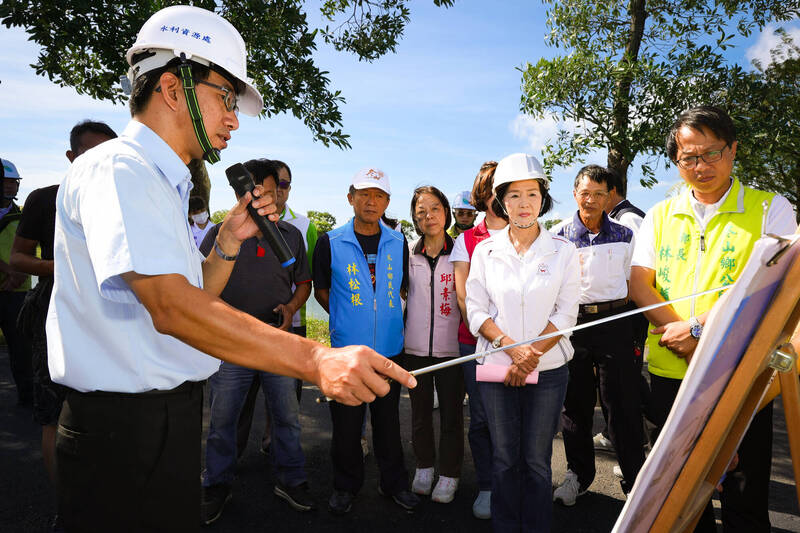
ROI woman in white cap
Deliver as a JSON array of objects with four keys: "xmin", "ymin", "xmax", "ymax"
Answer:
[{"xmin": 465, "ymin": 153, "xmax": 580, "ymax": 532}]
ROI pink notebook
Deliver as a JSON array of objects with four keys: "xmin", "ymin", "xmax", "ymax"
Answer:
[{"xmin": 475, "ymin": 364, "xmax": 539, "ymax": 384}]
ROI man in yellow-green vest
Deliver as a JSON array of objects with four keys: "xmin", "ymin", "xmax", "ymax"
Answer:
[
  {"xmin": 631, "ymin": 106, "xmax": 796, "ymax": 531},
  {"xmin": 0, "ymin": 158, "xmax": 32, "ymax": 406}
]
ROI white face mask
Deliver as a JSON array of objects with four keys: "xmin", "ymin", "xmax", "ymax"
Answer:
[{"xmin": 191, "ymin": 212, "xmax": 209, "ymax": 226}]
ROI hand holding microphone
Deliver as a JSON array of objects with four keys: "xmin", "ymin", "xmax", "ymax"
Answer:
[{"xmin": 225, "ymin": 163, "xmax": 295, "ymax": 268}]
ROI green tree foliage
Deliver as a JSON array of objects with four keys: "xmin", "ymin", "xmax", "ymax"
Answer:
[
  {"xmin": 0, "ymin": 0, "xmax": 453, "ymax": 149},
  {"xmin": 543, "ymin": 218, "xmax": 562, "ymax": 230},
  {"xmin": 210, "ymin": 209, "xmax": 229, "ymax": 225},
  {"xmin": 399, "ymin": 219, "xmax": 415, "ymax": 240},
  {"xmin": 521, "ymin": 0, "xmax": 800, "ymax": 189},
  {"xmin": 726, "ymin": 29, "xmax": 800, "ymax": 218},
  {"xmin": 307, "ymin": 210, "xmax": 336, "ymax": 233}
]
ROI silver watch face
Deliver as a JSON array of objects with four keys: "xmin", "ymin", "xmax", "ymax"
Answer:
[{"xmin": 690, "ymin": 323, "xmax": 703, "ymax": 339}]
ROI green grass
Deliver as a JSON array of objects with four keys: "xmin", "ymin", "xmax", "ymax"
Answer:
[{"xmin": 307, "ymin": 318, "xmax": 330, "ymax": 347}]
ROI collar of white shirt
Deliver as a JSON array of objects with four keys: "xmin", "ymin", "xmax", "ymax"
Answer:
[{"xmin": 122, "ymin": 120, "xmax": 193, "ymax": 200}]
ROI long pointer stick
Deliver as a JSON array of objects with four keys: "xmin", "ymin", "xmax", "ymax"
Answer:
[{"xmin": 317, "ymin": 285, "xmax": 732, "ymax": 403}]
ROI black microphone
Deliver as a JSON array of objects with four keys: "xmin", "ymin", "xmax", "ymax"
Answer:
[{"xmin": 225, "ymin": 163, "xmax": 295, "ymax": 268}]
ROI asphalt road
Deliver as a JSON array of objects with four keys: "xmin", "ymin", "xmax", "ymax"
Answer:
[{"xmin": 1, "ymin": 345, "xmax": 798, "ymax": 532}]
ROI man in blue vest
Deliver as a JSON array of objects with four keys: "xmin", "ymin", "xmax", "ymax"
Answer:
[{"xmin": 313, "ymin": 167, "xmax": 417, "ymax": 514}]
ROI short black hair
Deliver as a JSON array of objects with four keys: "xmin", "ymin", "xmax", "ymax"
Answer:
[
  {"xmin": 410, "ymin": 185, "xmax": 452, "ymax": 236},
  {"xmin": 243, "ymin": 158, "xmax": 279, "ymax": 188},
  {"xmin": 188, "ymin": 196, "xmax": 206, "ymax": 213},
  {"xmin": 665, "ymin": 105, "xmax": 737, "ymax": 162},
  {"xmin": 492, "ymin": 179, "xmax": 553, "ymax": 222},
  {"xmin": 272, "ymin": 160, "xmax": 292, "ymax": 180},
  {"xmin": 69, "ymin": 120, "xmax": 117, "ymax": 153},
  {"xmin": 573, "ymin": 164, "xmax": 613, "ymax": 192}
]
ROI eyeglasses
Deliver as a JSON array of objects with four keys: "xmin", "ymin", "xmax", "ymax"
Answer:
[
  {"xmin": 3, "ymin": 178, "xmax": 20, "ymax": 186},
  {"xmin": 195, "ymin": 79, "xmax": 239, "ymax": 113},
  {"xmin": 278, "ymin": 180, "xmax": 291, "ymax": 190},
  {"xmin": 676, "ymin": 145, "xmax": 728, "ymax": 169},
  {"xmin": 576, "ymin": 191, "xmax": 608, "ymax": 201}
]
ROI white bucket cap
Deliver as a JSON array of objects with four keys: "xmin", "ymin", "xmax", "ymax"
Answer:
[
  {"xmin": 351, "ymin": 167, "xmax": 391, "ymax": 195},
  {"xmin": 126, "ymin": 5, "xmax": 263, "ymax": 116},
  {"xmin": 452, "ymin": 191, "xmax": 476, "ymax": 210},
  {"xmin": 492, "ymin": 153, "xmax": 548, "ymax": 192}
]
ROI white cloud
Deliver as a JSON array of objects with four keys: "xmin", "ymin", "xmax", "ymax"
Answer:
[
  {"xmin": 745, "ymin": 23, "xmax": 800, "ymax": 67},
  {"xmin": 511, "ymin": 113, "xmax": 568, "ymax": 155}
]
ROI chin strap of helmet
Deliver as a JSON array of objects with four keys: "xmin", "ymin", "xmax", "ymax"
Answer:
[{"xmin": 177, "ymin": 53, "xmax": 221, "ymax": 164}]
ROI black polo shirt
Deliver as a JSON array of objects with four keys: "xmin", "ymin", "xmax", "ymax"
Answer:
[{"xmin": 200, "ymin": 221, "xmax": 311, "ymax": 325}]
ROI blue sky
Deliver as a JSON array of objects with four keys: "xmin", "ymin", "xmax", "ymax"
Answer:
[{"xmin": 1, "ymin": 3, "xmax": 797, "ymax": 226}]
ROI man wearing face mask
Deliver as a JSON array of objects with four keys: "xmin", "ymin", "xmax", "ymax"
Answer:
[{"xmin": 189, "ymin": 195, "xmax": 213, "ymax": 248}]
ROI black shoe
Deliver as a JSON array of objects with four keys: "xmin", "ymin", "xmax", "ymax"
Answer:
[
  {"xmin": 328, "ymin": 490, "xmax": 355, "ymax": 515},
  {"xmin": 378, "ymin": 487, "xmax": 420, "ymax": 512},
  {"xmin": 275, "ymin": 481, "xmax": 315, "ymax": 512},
  {"xmin": 201, "ymin": 483, "xmax": 231, "ymax": 525}
]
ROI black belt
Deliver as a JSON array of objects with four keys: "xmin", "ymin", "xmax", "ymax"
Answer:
[
  {"xmin": 578, "ymin": 298, "xmax": 628, "ymax": 317},
  {"xmin": 71, "ymin": 380, "xmax": 204, "ymax": 398}
]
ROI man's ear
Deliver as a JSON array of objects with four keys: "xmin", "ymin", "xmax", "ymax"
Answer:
[
  {"xmin": 66, "ymin": 150, "xmax": 76, "ymax": 163},
  {"xmin": 156, "ymin": 71, "xmax": 182, "ymax": 112}
]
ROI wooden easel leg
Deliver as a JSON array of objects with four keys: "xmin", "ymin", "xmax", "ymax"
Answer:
[{"xmin": 778, "ymin": 369, "xmax": 800, "ymax": 510}]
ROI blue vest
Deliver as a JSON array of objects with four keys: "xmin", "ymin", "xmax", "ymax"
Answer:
[{"xmin": 328, "ymin": 218, "xmax": 405, "ymax": 357}]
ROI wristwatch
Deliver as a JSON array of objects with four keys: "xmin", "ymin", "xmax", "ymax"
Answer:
[
  {"xmin": 689, "ymin": 317, "xmax": 703, "ymax": 339},
  {"xmin": 491, "ymin": 334, "xmax": 506, "ymax": 349}
]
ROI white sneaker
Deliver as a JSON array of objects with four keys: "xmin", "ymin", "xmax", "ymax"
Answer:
[
  {"xmin": 361, "ymin": 436, "xmax": 370, "ymax": 458},
  {"xmin": 613, "ymin": 465, "xmax": 623, "ymax": 479},
  {"xmin": 411, "ymin": 467, "xmax": 434, "ymax": 495},
  {"xmin": 472, "ymin": 490, "xmax": 491, "ymax": 519},
  {"xmin": 432, "ymin": 389, "xmax": 440, "ymax": 409},
  {"xmin": 593, "ymin": 432, "xmax": 614, "ymax": 451},
  {"xmin": 431, "ymin": 476, "xmax": 459, "ymax": 503},
  {"xmin": 553, "ymin": 470, "xmax": 587, "ymax": 506}
]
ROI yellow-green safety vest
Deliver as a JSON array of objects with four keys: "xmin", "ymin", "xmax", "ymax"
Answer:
[{"xmin": 648, "ymin": 179, "xmax": 775, "ymax": 379}]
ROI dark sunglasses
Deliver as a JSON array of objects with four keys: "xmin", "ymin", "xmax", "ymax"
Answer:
[{"xmin": 278, "ymin": 180, "xmax": 291, "ymax": 190}]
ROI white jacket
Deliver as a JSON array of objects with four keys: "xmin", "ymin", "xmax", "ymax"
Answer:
[{"xmin": 466, "ymin": 225, "xmax": 580, "ymax": 372}]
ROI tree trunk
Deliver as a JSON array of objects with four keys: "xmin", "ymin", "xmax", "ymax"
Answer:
[
  {"xmin": 608, "ymin": 0, "xmax": 647, "ymax": 191},
  {"xmin": 187, "ymin": 159, "xmax": 211, "ymax": 210}
]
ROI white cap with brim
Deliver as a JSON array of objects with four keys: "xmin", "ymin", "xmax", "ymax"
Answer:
[
  {"xmin": 126, "ymin": 5, "xmax": 264, "ymax": 117},
  {"xmin": 351, "ymin": 167, "xmax": 391, "ymax": 195},
  {"xmin": 1, "ymin": 158, "xmax": 21, "ymax": 179},
  {"xmin": 492, "ymin": 153, "xmax": 548, "ymax": 192}
]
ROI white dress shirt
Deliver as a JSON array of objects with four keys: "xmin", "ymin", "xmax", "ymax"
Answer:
[
  {"xmin": 47, "ymin": 121, "xmax": 219, "ymax": 393},
  {"xmin": 466, "ymin": 225, "xmax": 580, "ymax": 372}
]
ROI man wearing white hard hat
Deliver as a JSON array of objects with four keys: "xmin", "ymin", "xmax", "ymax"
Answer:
[
  {"xmin": 46, "ymin": 7, "xmax": 416, "ymax": 530},
  {"xmin": 0, "ymin": 158, "xmax": 33, "ymax": 407},
  {"xmin": 466, "ymin": 153, "xmax": 579, "ymax": 532},
  {"xmin": 448, "ymin": 190, "xmax": 477, "ymax": 239},
  {"xmin": 312, "ymin": 168, "xmax": 419, "ymax": 514}
]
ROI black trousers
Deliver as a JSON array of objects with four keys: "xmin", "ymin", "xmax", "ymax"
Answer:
[
  {"xmin": 0, "ymin": 290, "xmax": 33, "ymax": 403},
  {"xmin": 329, "ymin": 372, "xmax": 408, "ymax": 495},
  {"xmin": 403, "ymin": 354, "xmax": 465, "ymax": 477},
  {"xmin": 561, "ymin": 313, "xmax": 645, "ymax": 493},
  {"xmin": 56, "ymin": 381, "xmax": 204, "ymax": 532},
  {"xmin": 648, "ymin": 373, "xmax": 773, "ymax": 532}
]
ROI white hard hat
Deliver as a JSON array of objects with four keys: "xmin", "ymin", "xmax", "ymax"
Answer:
[
  {"xmin": 1, "ymin": 158, "xmax": 21, "ymax": 179},
  {"xmin": 492, "ymin": 153, "xmax": 548, "ymax": 192},
  {"xmin": 126, "ymin": 5, "xmax": 263, "ymax": 116},
  {"xmin": 452, "ymin": 191, "xmax": 475, "ymax": 210},
  {"xmin": 351, "ymin": 167, "xmax": 391, "ymax": 195}
]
